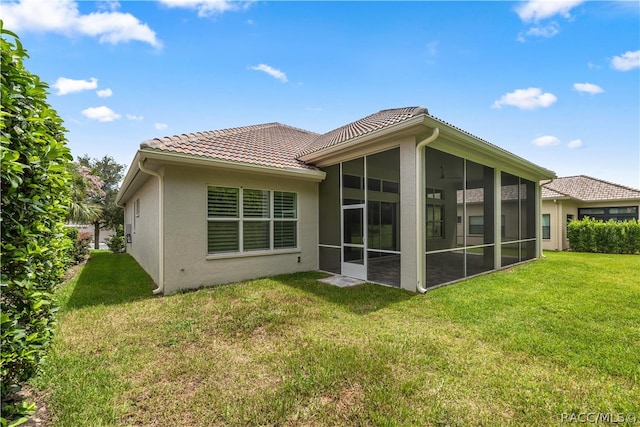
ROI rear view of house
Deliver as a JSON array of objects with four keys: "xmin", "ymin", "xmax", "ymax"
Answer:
[{"xmin": 116, "ymin": 106, "xmax": 555, "ymax": 295}]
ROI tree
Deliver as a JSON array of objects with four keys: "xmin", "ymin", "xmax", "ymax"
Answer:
[
  {"xmin": 77, "ymin": 155, "xmax": 125, "ymax": 249},
  {"xmin": 1, "ymin": 23, "xmax": 72, "ymax": 421},
  {"xmin": 67, "ymin": 162, "xmax": 105, "ymax": 225}
]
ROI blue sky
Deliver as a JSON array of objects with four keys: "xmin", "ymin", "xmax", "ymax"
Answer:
[{"xmin": 4, "ymin": 0, "xmax": 640, "ymax": 188}]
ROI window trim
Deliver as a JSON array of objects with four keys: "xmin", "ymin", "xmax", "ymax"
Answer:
[{"xmin": 206, "ymin": 186, "xmax": 299, "ymax": 257}]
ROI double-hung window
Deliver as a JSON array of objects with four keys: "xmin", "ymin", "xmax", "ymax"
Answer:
[{"xmin": 207, "ymin": 186, "xmax": 297, "ymax": 255}]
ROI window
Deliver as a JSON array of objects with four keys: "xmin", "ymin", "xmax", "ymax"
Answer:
[
  {"xmin": 578, "ymin": 206, "xmax": 638, "ymax": 222},
  {"xmin": 135, "ymin": 198, "xmax": 140, "ymax": 217},
  {"xmin": 426, "ymin": 188, "xmax": 444, "ymax": 239},
  {"xmin": 273, "ymin": 191, "xmax": 297, "ymax": 249},
  {"xmin": 382, "ymin": 180, "xmax": 399, "ymax": 194},
  {"xmin": 207, "ymin": 187, "xmax": 297, "ymax": 254},
  {"xmin": 367, "ymin": 178, "xmax": 381, "ymax": 192},
  {"xmin": 469, "ymin": 216, "xmax": 484, "ymax": 235},
  {"xmin": 427, "ymin": 188, "xmax": 443, "ymax": 200},
  {"xmin": 343, "ymin": 174, "xmax": 363, "ymax": 189},
  {"xmin": 542, "ymin": 214, "xmax": 550, "ymax": 240},
  {"xmin": 243, "ymin": 189, "xmax": 270, "ymax": 251}
]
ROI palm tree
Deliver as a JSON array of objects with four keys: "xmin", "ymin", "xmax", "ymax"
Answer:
[{"xmin": 66, "ymin": 163, "xmax": 104, "ymax": 224}]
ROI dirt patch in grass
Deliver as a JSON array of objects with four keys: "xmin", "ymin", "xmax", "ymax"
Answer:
[{"xmin": 10, "ymin": 385, "xmax": 51, "ymax": 427}]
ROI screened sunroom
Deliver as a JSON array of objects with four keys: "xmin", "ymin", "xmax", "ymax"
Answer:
[
  {"xmin": 310, "ymin": 114, "xmax": 552, "ymax": 292},
  {"xmin": 423, "ymin": 146, "xmax": 538, "ymax": 289}
]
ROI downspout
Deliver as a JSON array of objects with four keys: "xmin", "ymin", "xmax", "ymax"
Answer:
[
  {"xmin": 416, "ymin": 127, "xmax": 440, "ymax": 293},
  {"xmin": 138, "ymin": 159, "xmax": 165, "ymax": 295}
]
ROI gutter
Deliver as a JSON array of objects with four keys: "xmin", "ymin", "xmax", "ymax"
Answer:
[
  {"xmin": 138, "ymin": 159, "xmax": 165, "ymax": 295},
  {"xmin": 415, "ymin": 127, "xmax": 440, "ymax": 294}
]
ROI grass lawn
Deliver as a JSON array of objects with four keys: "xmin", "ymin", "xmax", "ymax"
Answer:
[{"xmin": 33, "ymin": 251, "xmax": 639, "ymax": 426}]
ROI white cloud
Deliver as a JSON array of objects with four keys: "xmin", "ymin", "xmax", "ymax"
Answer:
[
  {"xmin": 126, "ymin": 114, "xmax": 144, "ymax": 121},
  {"xmin": 532, "ymin": 135, "xmax": 561, "ymax": 147},
  {"xmin": 158, "ymin": 0, "xmax": 252, "ymax": 17},
  {"xmin": 155, "ymin": 123, "xmax": 169, "ymax": 130},
  {"xmin": 567, "ymin": 139, "xmax": 583, "ymax": 149},
  {"xmin": 611, "ymin": 50, "xmax": 640, "ymax": 71},
  {"xmin": 492, "ymin": 87, "xmax": 557, "ymax": 110},
  {"xmin": 573, "ymin": 82, "xmax": 604, "ymax": 95},
  {"xmin": 82, "ymin": 106, "xmax": 121, "ymax": 122},
  {"xmin": 53, "ymin": 77, "xmax": 98, "ymax": 95},
  {"xmin": 524, "ymin": 22, "xmax": 560, "ymax": 38},
  {"xmin": 96, "ymin": 88, "xmax": 113, "ymax": 98},
  {"xmin": 250, "ymin": 64, "xmax": 288, "ymax": 83},
  {"xmin": 2, "ymin": 0, "xmax": 161, "ymax": 48},
  {"xmin": 516, "ymin": 0, "xmax": 584, "ymax": 23}
]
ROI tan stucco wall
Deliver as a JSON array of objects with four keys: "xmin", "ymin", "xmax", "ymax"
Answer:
[
  {"xmin": 161, "ymin": 164, "xmax": 319, "ymax": 294},
  {"xmin": 124, "ymin": 174, "xmax": 161, "ymax": 285}
]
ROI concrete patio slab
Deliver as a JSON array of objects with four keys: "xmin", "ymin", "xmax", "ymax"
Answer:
[{"xmin": 319, "ymin": 275, "xmax": 365, "ymax": 288}]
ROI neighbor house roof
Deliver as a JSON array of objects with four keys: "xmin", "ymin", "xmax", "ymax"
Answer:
[
  {"xmin": 542, "ymin": 175, "xmax": 640, "ymax": 201},
  {"xmin": 140, "ymin": 123, "xmax": 319, "ymax": 171}
]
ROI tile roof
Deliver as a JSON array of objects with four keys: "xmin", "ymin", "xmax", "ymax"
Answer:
[
  {"xmin": 138, "ymin": 106, "xmax": 553, "ymax": 176},
  {"xmin": 140, "ymin": 123, "xmax": 319, "ymax": 170},
  {"xmin": 298, "ymin": 106, "xmax": 428, "ymax": 156},
  {"xmin": 542, "ymin": 175, "xmax": 640, "ymax": 201}
]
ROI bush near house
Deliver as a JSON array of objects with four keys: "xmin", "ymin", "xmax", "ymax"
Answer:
[
  {"xmin": 105, "ymin": 225, "xmax": 125, "ymax": 253},
  {"xmin": 568, "ymin": 217, "xmax": 640, "ymax": 254}
]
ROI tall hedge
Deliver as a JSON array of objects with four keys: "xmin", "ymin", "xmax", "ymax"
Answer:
[
  {"xmin": 1, "ymin": 23, "xmax": 73, "ymax": 403},
  {"xmin": 567, "ymin": 217, "xmax": 640, "ymax": 254}
]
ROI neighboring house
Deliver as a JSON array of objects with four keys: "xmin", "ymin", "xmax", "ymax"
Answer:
[
  {"xmin": 116, "ymin": 106, "xmax": 555, "ymax": 295},
  {"xmin": 541, "ymin": 175, "xmax": 640, "ymax": 251},
  {"xmin": 67, "ymin": 223, "xmax": 115, "ymax": 247}
]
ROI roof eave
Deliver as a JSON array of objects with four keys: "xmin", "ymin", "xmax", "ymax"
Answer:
[
  {"xmin": 144, "ymin": 148, "xmax": 325, "ymax": 180},
  {"xmin": 117, "ymin": 149, "xmax": 326, "ymax": 205},
  {"xmin": 115, "ymin": 151, "xmax": 143, "ymax": 206},
  {"xmin": 575, "ymin": 197, "xmax": 640, "ymax": 203},
  {"xmin": 299, "ymin": 113, "xmax": 555, "ymax": 181},
  {"xmin": 422, "ymin": 116, "xmax": 556, "ymax": 180}
]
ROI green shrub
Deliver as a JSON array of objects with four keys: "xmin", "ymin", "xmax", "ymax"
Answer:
[
  {"xmin": 568, "ymin": 217, "xmax": 639, "ymax": 254},
  {"xmin": 62, "ymin": 227, "xmax": 92, "ymax": 265},
  {"xmin": 1, "ymin": 23, "xmax": 72, "ymax": 422},
  {"xmin": 105, "ymin": 225, "xmax": 125, "ymax": 253}
]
